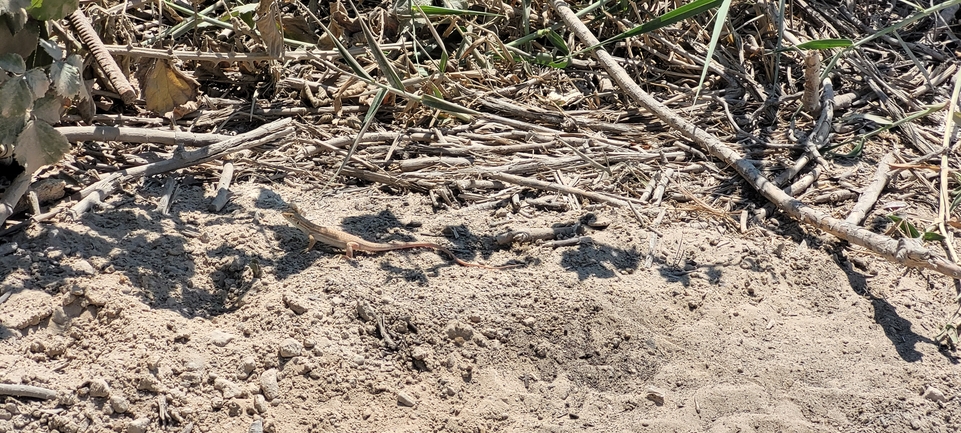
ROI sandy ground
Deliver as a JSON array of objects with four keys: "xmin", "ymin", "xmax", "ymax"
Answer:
[{"xmin": 1, "ymin": 180, "xmax": 959, "ymax": 432}]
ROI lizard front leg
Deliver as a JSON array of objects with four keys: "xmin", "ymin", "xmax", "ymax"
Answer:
[
  {"xmin": 345, "ymin": 242, "xmax": 358, "ymax": 258},
  {"xmin": 306, "ymin": 234, "xmax": 316, "ymax": 252}
]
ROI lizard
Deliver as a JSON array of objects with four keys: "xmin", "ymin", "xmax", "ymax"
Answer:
[{"xmin": 281, "ymin": 204, "xmax": 519, "ymax": 270}]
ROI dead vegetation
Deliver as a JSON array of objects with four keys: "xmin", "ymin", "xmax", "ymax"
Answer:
[{"xmin": 2, "ymin": 1, "xmax": 961, "ymax": 338}]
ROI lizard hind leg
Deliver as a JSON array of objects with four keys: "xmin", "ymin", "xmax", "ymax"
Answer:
[
  {"xmin": 306, "ymin": 234, "xmax": 316, "ymax": 252},
  {"xmin": 345, "ymin": 242, "xmax": 358, "ymax": 259}
]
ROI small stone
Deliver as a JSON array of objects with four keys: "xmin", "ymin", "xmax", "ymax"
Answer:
[
  {"xmin": 209, "ymin": 330, "xmax": 237, "ymax": 347},
  {"xmin": 253, "ymin": 394, "xmax": 268, "ymax": 414},
  {"xmin": 411, "ymin": 346, "xmax": 431, "ymax": 361},
  {"xmin": 214, "ymin": 377, "xmax": 241, "ymax": 399},
  {"xmin": 51, "ymin": 307, "xmax": 68, "ymax": 325},
  {"xmin": 283, "ymin": 293, "xmax": 309, "ymax": 315},
  {"xmin": 69, "ymin": 284, "xmax": 85, "ymax": 296},
  {"xmin": 645, "ymin": 387, "xmax": 665, "ymax": 406},
  {"xmin": 127, "ymin": 417, "xmax": 150, "ymax": 433},
  {"xmin": 110, "ymin": 395, "xmax": 130, "ymax": 413},
  {"xmin": 136, "ymin": 375, "xmax": 162, "ymax": 392},
  {"xmin": 911, "ymin": 417, "xmax": 922, "ymax": 430},
  {"xmin": 68, "ymin": 259, "xmax": 96, "ymax": 276},
  {"xmin": 241, "ymin": 355, "xmax": 257, "ymax": 376},
  {"xmin": 260, "ymin": 369, "xmax": 279, "ymax": 401},
  {"xmin": 397, "ymin": 390, "xmax": 418, "ymax": 407},
  {"xmin": 522, "ymin": 317, "xmax": 536, "ymax": 327},
  {"xmin": 278, "ymin": 338, "xmax": 303, "ymax": 358},
  {"xmin": 444, "ymin": 320, "xmax": 474, "ymax": 341},
  {"xmin": 89, "ymin": 379, "xmax": 110, "ymax": 398},
  {"xmin": 922, "ymin": 386, "xmax": 947, "ymax": 403},
  {"xmin": 249, "ymin": 419, "xmax": 264, "ymax": 433}
]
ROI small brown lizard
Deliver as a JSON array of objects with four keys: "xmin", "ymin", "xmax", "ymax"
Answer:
[{"xmin": 282, "ymin": 204, "xmax": 518, "ymax": 269}]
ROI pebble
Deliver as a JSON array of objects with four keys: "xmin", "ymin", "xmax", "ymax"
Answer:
[
  {"xmin": 253, "ymin": 394, "xmax": 268, "ymax": 414},
  {"xmin": 241, "ymin": 355, "xmax": 257, "ymax": 376},
  {"xmin": 136, "ymin": 375, "xmax": 162, "ymax": 392},
  {"xmin": 127, "ymin": 417, "xmax": 150, "ymax": 433},
  {"xmin": 214, "ymin": 377, "xmax": 241, "ymax": 399},
  {"xmin": 110, "ymin": 395, "xmax": 130, "ymax": 413},
  {"xmin": 922, "ymin": 386, "xmax": 947, "ymax": 403},
  {"xmin": 89, "ymin": 379, "xmax": 110, "ymax": 398},
  {"xmin": 209, "ymin": 330, "xmax": 237, "ymax": 347},
  {"xmin": 444, "ymin": 320, "xmax": 474, "ymax": 341},
  {"xmin": 249, "ymin": 419, "xmax": 264, "ymax": 433},
  {"xmin": 522, "ymin": 317, "xmax": 536, "ymax": 327},
  {"xmin": 283, "ymin": 293, "xmax": 309, "ymax": 315},
  {"xmin": 645, "ymin": 387, "xmax": 665, "ymax": 406},
  {"xmin": 68, "ymin": 259, "xmax": 96, "ymax": 276},
  {"xmin": 397, "ymin": 390, "xmax": 418, "ymax": 407},
  {"xmin": 260, "ymin": 369, "xmax": 279, "ymax": 401},
  {"xmin": 411, "ymin": 346, "xmax": 431, "ymax": 361},
  {"xmin": 278, "ymin": 338, "xmax": 303, "ymax": 358}
]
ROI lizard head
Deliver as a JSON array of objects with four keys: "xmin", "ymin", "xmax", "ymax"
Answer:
[{"xmin": 281, "ymin": 202, "xmax": 301, "ymax": 221}]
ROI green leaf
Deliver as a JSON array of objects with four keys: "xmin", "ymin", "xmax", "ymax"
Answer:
[
  {"xmin": 14, "ymin": 119, "xmax": 69, "ymax": 173},
  {"xmin": 586, "ymin": 0, "xmax": 724, "ymax": 52},
  {"xmin": 49, "ymin": 54, "xmax": 81, "ymax": 97},
  {"xmin": 782, "ymin": 38, "xmax": 852, "ymax": 51},
  {"xmin": 693, "ymin": 0, "xmax": 732, "ymax": 101},
  {"xmin": 37, "ymin": 38, "xmax": 61, "ymax": 60},
  {"xmin": 322, "ymin": 87, "xmax": 390, "ymax": 193},
  {"xmin": 887, "ymin": 214, "xmax": 921, "ymax": 238},
  {"xmin": 545, "ymin": 29, "xmax": 570, "ymax": 56},
  {"xmin": 0, "ymin": 112, "xmax": 25, "ymax": 144},
  {"xmin": 421, "ymin": 94, "xmax": 479, "ymax": 118},
  {"xmin": 0, "ymin": 74, "xmax": 33, "ymax": 117},
  {"xmin": 26, "ymin": 0, "xmax": 78, "ymax": 20},
  {"xmin": 353, "ymin": 2, "xmax": 405, "ymax": 91},
  {"xmin": 0, "ymin": 53, "xmax": 25, "ymax": 74},
  {"xmin": 23, "ymin": 67, "xmax": 48, "ymax": 98},
  {"xmin": 922, "ymin": 231, "xmax": 946, "ymax": 242},
  {"xmin": 32, "ymin": 94, "xmax": 61, "ymax": 123},
  {"xmin": 413, "ymin": 5, "xmax": 501, "ymax": 17}
]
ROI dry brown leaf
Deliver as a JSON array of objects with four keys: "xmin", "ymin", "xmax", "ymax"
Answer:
[
  {"xmin": 331, "ymin": 0, "xmax": 361, "ymax": 32},
  {"xmin": 256, "ymin": 0, "xmax": 285, "ymax": 60},
  {"xmin": 137, "ymin": 59, "xmax": 199, "ymax": 117}
]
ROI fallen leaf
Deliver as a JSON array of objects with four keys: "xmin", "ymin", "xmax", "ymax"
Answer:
[{"xmin": 137, "ymin": 59, "xmax": 199, "ymax": 117}]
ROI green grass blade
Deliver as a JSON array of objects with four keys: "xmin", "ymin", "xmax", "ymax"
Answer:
[
  {"xmin": 414, "ymin": 5, "xmax": 501, "ymax": 17},
  {"xmin": 579, "ymin": 0, "xmax": 723, "ymax": 54},
  {"xmin": 774, "ymin": 38, "xmax": 853, "ymax": 52},
  {"xmin": 693, "ymin": 0, "xmax": 733, "ymax": 101},
  {"xmin": 352, "ymin": 0, "xmax": 406, "ymax": 91},
  {"xmin": 323, "ymin": 88, "xmax": 389, "ymax": 192}
]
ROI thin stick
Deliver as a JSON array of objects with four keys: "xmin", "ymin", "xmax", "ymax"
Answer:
[
  {"xmin": 209, "ymin": 162, "xmax": 235, "ymax": 212},
  {"xmin": 845, "ymin": 153, "xmax": 895, "ymax": 225},
  {"xmin": 487, "ymin": 172, "xmax": 629, "ymax": 207},
  {"xmin": 0, "ymin": 384, "xmax": 58, "ymax": 400},
  {"xmin": 70, "ymin": 119, "xmax": 294, "ymax": 218},
  {"xmin": 57, "ymin": 126, "xmax": 229, "ymax": 146}
]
